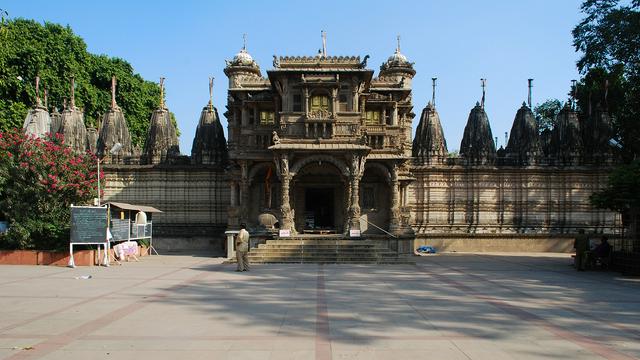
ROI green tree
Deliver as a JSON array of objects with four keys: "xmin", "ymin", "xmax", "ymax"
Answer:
[
  {"xmin": 0, "ymin": 18, "xmax": 173, "ymax": 146},
  {"xmin": 533, "ymin": 99, "xmax": 562, "ymax": 133},
  {"xmin": 573, "ymin": 0, "xmax": 640, "ymax": 160},
  {"xmin": 575, "ymin": 0, "xmax": 640, "ymax": 245}
]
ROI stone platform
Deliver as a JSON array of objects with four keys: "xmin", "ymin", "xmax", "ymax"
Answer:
[{"xmin": 1, "ymin": 253, "xmax": 639, "ymax": 359}]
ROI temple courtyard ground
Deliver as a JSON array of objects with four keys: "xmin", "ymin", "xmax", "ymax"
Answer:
[{"xmin": 0, "ymin": 252, "xmax": 638, "ymax": 360}]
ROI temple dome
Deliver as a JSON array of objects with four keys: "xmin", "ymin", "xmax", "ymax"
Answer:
[
  {"xmin": 233, "ymin": 48, "xmax": 255, "ymax": 66},
  {"xmin": 385, "ymin": 49, "xmax": 409, "ymax": 67}
]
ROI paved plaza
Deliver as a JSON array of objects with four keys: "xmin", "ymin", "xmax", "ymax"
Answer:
[{"xmin": 0, "ymin": 253, "xmax": 639, "ymax": 360}]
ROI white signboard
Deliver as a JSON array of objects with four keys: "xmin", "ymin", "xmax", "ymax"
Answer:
[
  {"xmin": 349, "ymin": 230, "xmax": 361, "ymax": 238},
  {"xmin": 279, "ymin": 229, "xmax": 291, "ymax": 237}
]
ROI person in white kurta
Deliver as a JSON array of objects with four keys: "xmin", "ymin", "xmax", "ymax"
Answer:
[{"xmin": 235, "ymin": 224, "xmax": 250, "ymax": 271}]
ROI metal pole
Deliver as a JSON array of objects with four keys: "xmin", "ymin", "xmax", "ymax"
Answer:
[
  {"xmin": 97, "ymin": 159, "xmax": 100, "ymax": 206},
  {"xmin": 527, "ymin": 78, "xmax": 533, "ymax": 108},
  {"xmin": 431, "ymin": 77, "xmax": 437, "ymax": 106}
]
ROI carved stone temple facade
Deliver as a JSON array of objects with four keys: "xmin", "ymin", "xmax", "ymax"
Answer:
[{"xmin": 23, "ymin": 43, "xmax": 620, "ymax": 253}]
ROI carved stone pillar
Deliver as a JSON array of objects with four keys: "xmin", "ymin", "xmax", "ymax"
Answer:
[
  {"xmin": 230, "ymin": 181, "xmax": 238, "ymax": 206},
  {"xmin": 303, "ymin": 88, "xmax": 309, "ymax": 117},
  {"xmin": 348, "ymin": 154, "xmax": 365, "ymax": 231},
  {"xmin": 241, "ymin": 105, "xmax": 248, "ymax": 126},
  {"xmin": 331, "ymin": 88, "xmax": 338, "ymax": 117},
  {"xmin": 281, "ymin": 174, "xmax": 293, "ymax": 231},
  {"xmin": 389, "ymin": 165, "xmax": 401, "ymax": 233},
  {"xmin": 239, "ymin": 161, "xmax": 249, "ymax": 224},
  {"xmin": 352, "ymin": 91, "xmax": 358, "ymax": 112},
  {"xmin": 392, "ymin": 103, "xmax": 398, "ymax": 126},
  {"xmin": 228, "ymin": 180, "xmax": 240, "ymax": 229},
  {"xmin": 348, "ymin": 175, "xmax": 362, "ymax": 231}
]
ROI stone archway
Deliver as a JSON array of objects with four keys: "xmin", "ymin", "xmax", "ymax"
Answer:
[
  {"xmin": 360, "ymin": 163, "xmax": 392, "ymax": 234},
  {"xmin": 290, "ymin": 158, "xmax": 348, "ymax": 234},
  {"xmin": 247, "ymin": 162, "xmax": 280, "ymax": 230}
]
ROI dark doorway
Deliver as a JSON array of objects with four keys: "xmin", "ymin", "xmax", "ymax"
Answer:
[{"xmin": 304, "ymin": 188, "xmax": 334, "ymax": 230}]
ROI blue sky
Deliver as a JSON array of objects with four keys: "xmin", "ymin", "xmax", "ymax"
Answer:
[{"xmin": 8, "ymin": 0, "xmax": 583, "ymax": 154}]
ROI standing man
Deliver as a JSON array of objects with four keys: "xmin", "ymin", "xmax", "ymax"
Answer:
[
  {"xmin": 235, "ymin": 223, "xmax": 250, "ymax": 272},
  {"xmin": 574, "ymin": 229, "xmax": 589, "ymax": 271}
]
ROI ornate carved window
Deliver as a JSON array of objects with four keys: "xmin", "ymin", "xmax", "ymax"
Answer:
[
  {"xmin": 310, "ymin": 95, "xmax": 329, "ymax": 112},
  {"xmin": 365, "ymin": 110, "xmax": 380, "ymax": 125},
  {"xmin": 260, "ymin": 111, "xmax": 275, "ymax": 125}
]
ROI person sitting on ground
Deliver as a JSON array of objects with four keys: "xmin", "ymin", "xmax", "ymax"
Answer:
[{"xmin": 590, "ymin": 236, "xmax": 611, "ymax": 269}]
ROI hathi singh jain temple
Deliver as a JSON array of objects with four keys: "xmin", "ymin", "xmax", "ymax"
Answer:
[{"xmin": 22, "ymin": 38, "xmax": 621, "ymax": 257}]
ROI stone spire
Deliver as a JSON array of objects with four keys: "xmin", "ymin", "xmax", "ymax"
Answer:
[
  {"xmin": 413, "ymin": 102, "xmax": 447, "ymax": 165},
  {"xmin": 143, "ymin": 77, "xmax": 180, "ymax": 164},
  {"xmin": 50, "ymin": 107, "xmax": 63, "ymax": 134},
  {"xmin": 97, "ymin": 76, "xmax": 132, "ymax": 163},
  {"xmin": 549, "ymin": 102, "xmax": 582, "ymax": 165},
  {"xmin": 22, "ymin": 76, "xmax": 52, "ymax": 138},
  {"xmin": 460, "ymin": 102, "xmax": 496, "ymax": 165},
  {"xmin": 583, "ymin": 103, "xmax": 614, "ymax": 164},
  {"xmin": 191, "ymin": 78, "xmax": 229, "ymax": 166},
  {"xmin": 59, "ymin": 76, "xmax": 89, "ymax": 153},
  {"xmin": 505, "ymin": 103, "xmax": 541, "ymax": 165}
]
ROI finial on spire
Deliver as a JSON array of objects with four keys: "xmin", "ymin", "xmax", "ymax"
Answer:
[
  {"xmin": 527, "ymin": 78, "xmax": 533, "ymax": 108},
  {"xmin": 480, "ymin": 78, "xmax": 487, "ymax": 109},
  {"xmin": 321, "ymin": 30, "xmax": 327, "ymax": 57},
  {"xmin": 242, "ymin": 33, "xmax": 247, "ymax": 51},
  {"xmin": 111, "ymin": 76, "xmax": 117, "ymax": 110},
  {"xmin": 159, "ymin": 77, "xmax": 165, "ymax": 109},
  {"xmin": 35, "ymin": 76, "xmax": 41, "ymax": 107},
  {"xmin": 431, "ymin": 77, "xmax": 437, "ymax": 107},
  {"xmin": 208, "ymin": 77, "xmax": 214, "ymax": 112},
  {"xmin": 504, "ymin": 132, "xmax": 508, "ymax": 147},
  {"xmin": 70, "ymin": 76, "xmax": 76, "ymax": 110},
  {"xmin": 396, "ymin": 35, "xmax": 401, "ymax": 53}
]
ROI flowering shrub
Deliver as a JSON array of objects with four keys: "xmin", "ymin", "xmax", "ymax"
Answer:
[{"xmin": 0, "ymin": 129, "xmax": 99, "ymax": 249}]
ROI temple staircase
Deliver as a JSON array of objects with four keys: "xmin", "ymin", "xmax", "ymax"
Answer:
[{"xmin": 248, "ymin": 235, "xmax": 413, "ymax": 264}]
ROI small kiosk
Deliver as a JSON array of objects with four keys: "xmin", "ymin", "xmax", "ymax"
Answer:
[{"xmin": 107, "ymin": 202, "xmax": 162, "ymax": 259}]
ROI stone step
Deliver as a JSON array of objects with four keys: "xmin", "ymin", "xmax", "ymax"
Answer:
[
  {"xmin": 246, "ymin": 236, "xmax": 413, "ymax": 265},
  {"xmin": 264, "ymin": 240, "xmax": 376, "ymax": 245},
  {"xmin": 257, "ymin": 244, "xmax": 377, "ymax": 250}
]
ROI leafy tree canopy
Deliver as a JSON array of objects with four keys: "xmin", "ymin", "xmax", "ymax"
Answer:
[
  {"xmin": 0, "ymin": 18, "xmax": 173, "ymax": 146},
  {"xmin": 533, "ymin": 99, "xmax": 562, "ymax": 134},
  {"xmin": 573, "ymin": 0, "xmax": 640, "ymax": 160}
]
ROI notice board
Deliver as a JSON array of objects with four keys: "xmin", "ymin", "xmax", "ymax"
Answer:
[{"xmin": 70, "ymin": 206, "xmax": 108, "ymax": 244}]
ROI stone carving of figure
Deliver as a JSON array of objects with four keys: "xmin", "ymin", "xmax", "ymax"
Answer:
[
  {"xmin": 273, "ymin": 55, "xmax": 280, "ymax": 68},
  {"xmin": 272, "ymin": 131, "xmax": 281, "ymax": 145},
  {"xmin": 281, "ymin": 156, "xmax": 289, "ymax": 175},
  {"xmin": 359, "ymin": 55, "xmax": 370, "ymax": 68}
]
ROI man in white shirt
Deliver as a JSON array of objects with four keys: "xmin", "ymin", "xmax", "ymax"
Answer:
[{"xmin": 235, "ymin": 223, "xmax": 250, "ymax": 272}]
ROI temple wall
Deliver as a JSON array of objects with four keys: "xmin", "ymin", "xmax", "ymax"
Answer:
[
  {"xmin": 100, "ymin": 164, "xmax": 621, "ymax": 253},
  {"xmin": 409, "ymin": 165, "xmax": 621, "ymax": 252},
  {"xmin": 102, "ymin": 166, "xmax": 229, "ymax": 253}
]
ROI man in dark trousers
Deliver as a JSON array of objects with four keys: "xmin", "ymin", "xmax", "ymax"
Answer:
[
  {"xmin": 235, "ymin": 223, "xmax": 250, "ymax": 272},
  {"xmin": 574, "ymin": 229, "xmax": 589, "ymax": 271}
]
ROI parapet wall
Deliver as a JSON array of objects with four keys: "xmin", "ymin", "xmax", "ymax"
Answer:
[
  {"xmin": 409, "ymin": 165, "xmax": 620, "ymax": 245},
  {"xmin": 102, "ymin": 165, "xmax": 229, "ymax": 253}
]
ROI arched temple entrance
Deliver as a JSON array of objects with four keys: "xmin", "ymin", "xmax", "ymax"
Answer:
[{"xmin": 291, "ymin": 162, "xmax": 347, "ymax": 234}]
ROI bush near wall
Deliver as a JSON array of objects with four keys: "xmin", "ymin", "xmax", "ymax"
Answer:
[{"xmin": 0, "ymin": 129, "xmax": 97, "ymax": 250}]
